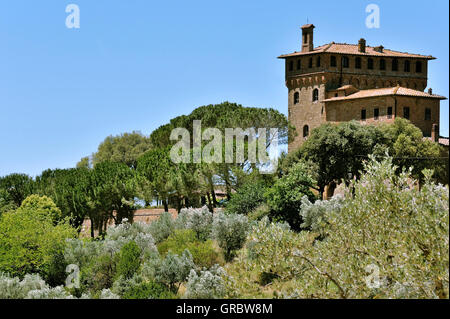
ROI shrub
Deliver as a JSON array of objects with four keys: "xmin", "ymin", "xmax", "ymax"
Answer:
[
  {"xmin": 26, "ymin": 286, "xmax": 73, "ymax": 299},
  {"xmin": 247, "ymin": 203, "xmax": 270, "ymax": 221},
  {"xmin": 80, "ymin": 253, "xmax": 117, "ymax": 293},
  {"xmin": 0, "ymin": 196, "xmax": 77, "ymax": 282},
  {"xmin": 212, "ymin": 213, "xmax": 249, "ymax": 262},
  {"xmin": 122, "ymin": 281, "xmax": 176, "ymax": 299},
  {"xmin": 149, "ymin": 212, "xmax": 175, "ymax": 243},
  {"xmin": 246, "ymin": 217, "xmax": 313, "ymax": 280},
  {"xmin": 184, "ymin": 265, "xmax": 226, "ymax": 299},
  {"xmin": 115, "ymin": 241, "xmax": 141, "ymax": 280},
  {"xmin": 299, "ymin": 195, "xmax": 345, "ymax": 236},
  {"xmin": 19, "ymin": 194, "xmax": 62, "ymax": 223},
  {"xmin": 105, "ymin": 219, "xmax": 157, "ymax": 256},
  {"xmin": 294, "ymin": 157, "xmax": 449, "ymax": 298},
  {"xmin": 264, "ymin": 161, "xmax": 316, "ymax": 230},
  {"xmin": 0, "ymin": 273, "xmax": 47, "ymax": 299},
  {"xmin": 158, "ymin": 229, "xmax": 223, "ymax": 268},
  {"xmin": 226, "ymin": 181, "xmax": 266, "ymax": 216},
  {"xmin": 175, "ymin": 206, "xmax": 212, "ymax": 241},
  {"xmin": 143, "ymin": 250, "xmax": 195, "ymax": 293}
]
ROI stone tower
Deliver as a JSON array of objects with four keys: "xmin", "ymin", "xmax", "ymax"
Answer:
[{"xmin": 279, "ymin": 24, "xmax": 444, "ymax": 152}]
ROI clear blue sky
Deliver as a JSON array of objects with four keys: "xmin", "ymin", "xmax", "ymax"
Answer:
[{"xmin": 1, "ymin": 0, "xmax": 448, "ymax": 177}]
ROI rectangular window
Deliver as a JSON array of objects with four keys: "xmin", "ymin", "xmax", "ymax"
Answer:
[
  {"xmin": 368, "ymin": 58, "xmax": 374, "ymax": 70},
  {"xmin": 317, "ymin": 56, "xmax": 321, "ymax": 67},
  {"xmin": 331, "ymin": 56, "xmax": 337, "ymax": 67},
  {"xmin": 308, "ymin": 58, "xmax": 313, "ymax": 68},
  {"xmin": 374, "ymin": 108, "xmax": 379, "ymax": 120},
  {"xmin": 416, "ymin": 61, "xmax": 422, "ymax": 73},
  {"xmin": 361, "ymin": 109, "xmax": 366, "ymax": 121},
  {"xmin": 297, "ymin": 59, "xmax": 301, "ymax": 70},
  {"xmin": 342, "ymin": 56, "xmax": 349, "ymax": 68},
  {"xmin": 380, "ymin": 59, "xmax": 386, "ymax": 70},
  {"xmin": 403, "ymin": 107, "xmax": 410, "ymax": 120},
  {"xmin": 355, "ymin": 58, "xmax": 361, "ymax": 69},
  {"xmin": 425, "ymin": 108, "xmax": 431, "ymax": 120},
  {"xmin": 387, "ymin": 106, "xmax": 393, "ymax": 119}
]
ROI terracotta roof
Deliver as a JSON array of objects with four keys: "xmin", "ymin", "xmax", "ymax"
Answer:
[
  {"xmin": 278, "ymin": 42, "xmax": 435, "ymax": 59},
  {"xmin": 323, "ymin": 86, "xmax": 447, "ymax": 102}
]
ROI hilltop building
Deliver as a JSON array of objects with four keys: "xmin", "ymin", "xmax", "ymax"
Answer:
[{"xmin": 279, "ymin": 24, "xmax": 447, "ymax": 151}]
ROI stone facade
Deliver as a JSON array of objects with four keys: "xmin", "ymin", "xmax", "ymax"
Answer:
[{"xmin": 279, "ymin": 24, "xmax": 445, "ymax": 152}]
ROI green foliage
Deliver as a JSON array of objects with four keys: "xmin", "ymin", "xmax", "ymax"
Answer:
[
  {"xmin": 122, "ymin": 281, "xmax": 176, "ymax": 299},
  {"xmin": 298, "ymin": 121, "xmax": 386, "ymax": 195},
  {"xmin": 175, "ymin": 206, "xmax": 213, "ymax": 241},
  {"xmin": 264, "ymin": 161, "xmax": 316, "ymax": 230},
  {"xmin": 0, "ymin": 188, "xmax": 16, "ymax": 217},
  {"xmin": 158, "ymin": 229, "xmax": 223, "ymax": 268},
  {"xmin": 229, "ymin": 156, "xmax": 449, "ymax": 299},
  {"xmin": 35, "ymin": 167, "xmax": 92, "ymax": 230},
  {"xmin": 299, "ymin": 195, "xmax": 345, "ymax": 236},
  {"xmin": 0, "ymin": 196, "xmax": 77, "ymax": 283},
  {"xmin": 292, "ymin": 157, "xmax": 449, "ymax": 298},
  {"xmin": 149, "ymin": 211, "xmax": 175, "ymax": 243},
  {"xmin": 226, "ymin": 180, "xmax": 267, "ymax": 215},
  {"xmin": 115, "ymin": 241, "xmax": 141, "ymax": 280},
  {"xmin": 0, "ymin": 273, "xmax": 47, "ymax": 299},
  {"xmin": 0, "ymin": 173, "xmax": 34, "ymax": 207},
  {"xmin": 380, "ymin": 118, "xmax": 446, "ymax": 184},
  {"xmin": 93, "ymin": 131, "xmax": 152, "ymax": 169},
  {"xmin": 184, "ymin": 265, "xmax": 226, "ymax": 299},
  {"xmin": 80, "ymin": 253, "xmax": 117, "ymax": 292},
  {"xmin": 142, "ymin": 250, "xmax": 195, "ymax": 293},
  {"xmin": 212, "ymin": 212, "xmax": 250, "ymax": 262},
  {"xmin": 89, "ymin": 161, "xmax": 138, "ymax": 228},
  {"xmin": 19, "ymin": 194, "xmax": 62, "ymax": 224},
  {"xmin": 246, "ymin": 217, "xmax": 310, "ymax": 281}
]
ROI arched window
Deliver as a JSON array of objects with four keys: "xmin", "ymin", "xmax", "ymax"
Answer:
[
  {"xmin": 355, "ymin": 57, "xmax": 362, "ymax": 69},
  {"xmin": 404, "ymin": 60, "xmax": 410, "ymax": 72},
  {"xmin": 303, "ymin": 125, "xmax": 309, "ymax": 138},
  {"xmin": 296, "ymin": 59, "xmax": 301, "ymax": 70},
  {"xmin": 342, "ymin": 56, "xmax": 349, "ymax": 68},
  {"xmin": 380, "ymin": 59, "xmax": 386, "ymax": 70},
  {"xmin": 294, "ymin": 92, "xmax": 299, "ymax": 104},
  {"xmin": 368, "ymin": 58, "xmax": 374, "ymax": 70},
  {"xmin": 317, "ymin": 56, "xmax": 321, "ymax": 67},
  {"xmin": 392, "ymin": 58, "xmax": 398, "ymax": 71},
  {"xmin": 312, "ymin": 88, "xmax": 319, "ymax": 102},
  {"xmin": 416, "ymin": 61, "xmax": 422, "ymax": 73}
]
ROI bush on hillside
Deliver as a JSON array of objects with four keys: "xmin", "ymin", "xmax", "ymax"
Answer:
[
  {"xmin": 158, "ymin": 229, "xmax": 223, "ymax": 268},
  {"xmin": 212, "ymin": 213, "xmax": 250, "ymax": 262},
  {"xmin": 175, "ymin": 206, "xmax": 213, "ymax": 241},
  {"xmin": 226, "ymin": 181, "xmax": 266, "ymax": 216}
]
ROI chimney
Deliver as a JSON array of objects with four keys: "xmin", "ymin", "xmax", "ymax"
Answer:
[
  {"xmin": 358, "ymin": 38, "xmax": 366, "ymax": 53},
  {"xmin": 428, "ymin": 88, "xmax": 433, "ymax": 95},
  {"xmin": 374, "ymin": 45, "xmax": 384, "ymax": 53},
  {"xmin": 431, "ymin": 124, "xmax": 439, "ymax": 142},
  {"xmin": 301, "ymin": 24, "xmax": 315, "ymax": 52}
]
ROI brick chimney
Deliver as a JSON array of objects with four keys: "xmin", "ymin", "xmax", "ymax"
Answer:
[
  {"xmin": 358, "ymin": 38, "xmax": 366, "ymax": 53},
  {"xmin": 432, "ymin": 124, "xmax": 439, "ymax": 142},
  {"xmin": 374, "ymin": 45, "xmax": 384, "ymax": 53},
  {"xmin": 301, "ymin": 24, "xmax": 315, "ymax": 52}
]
